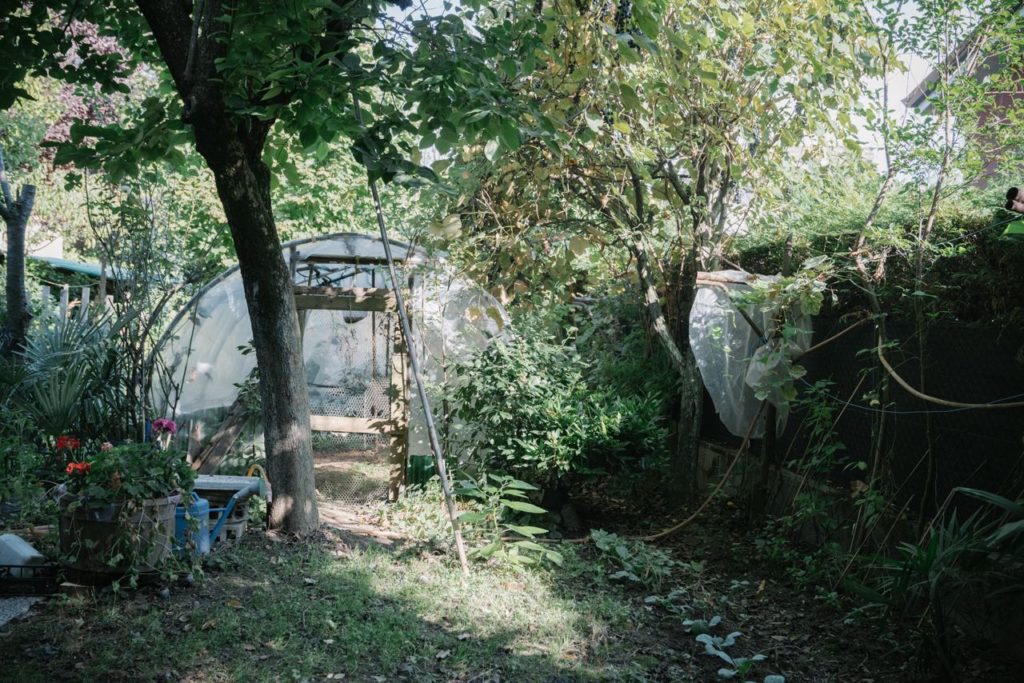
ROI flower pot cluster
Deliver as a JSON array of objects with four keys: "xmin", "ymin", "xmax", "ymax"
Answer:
[{"xmin": 57, "ymin": 420, "xmax": 195, "ymax": 581}]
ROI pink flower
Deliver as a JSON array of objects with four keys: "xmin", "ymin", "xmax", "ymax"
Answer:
[
  {"xmin": 100, "ymin": 441, "xmax": 113, "ymax": 452},
  {"xmin": 152, "ymin": 418, "xmax": 177, "ymax": 436}
]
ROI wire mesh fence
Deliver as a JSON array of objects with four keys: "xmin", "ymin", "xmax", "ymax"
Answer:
[
  {"xmin": 312, "ymin": 432, "xmax": 392, "ymax": 505},
  {"xmin": 308, "ymin": 309, "xmax": 398, "ymax": 506}
]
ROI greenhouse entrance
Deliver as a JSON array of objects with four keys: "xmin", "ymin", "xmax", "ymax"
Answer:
[
  {"xmin": 153, "ymin": 232, "xmax": 507, "ymax": 508},
  {"xmin": 291, "ymin": 249, "xmax": 410, "ymax": 505}
]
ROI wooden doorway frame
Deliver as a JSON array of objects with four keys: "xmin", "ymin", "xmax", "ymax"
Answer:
[{"xmin": 291, "ymin": 253, "xmax": 411, "ymax": 502}]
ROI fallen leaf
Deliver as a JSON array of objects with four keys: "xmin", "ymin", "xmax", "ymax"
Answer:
[
  {"xmin": 303, "ymin": 577, "xmax": 318, "ymax": 586},
  {"xmin": 457, "ymin": 633, "xmax": 471, "ymax": 641},
  {"xmin": 323, "ymin": 639, "xmax": 335, "ymax": 645},
  {"xmin": 226, "ymin": 599, "xmax": 243, "ymax": 609},
  {"xmin": 201, "ymin": 619, "xmax": 217, "ymax": 631},
  {"xmin": 436, "ymin": 649, "xmax": 451, "ymax": 660},
  {"xmin": 243, "ymin": 644, "xmax": 255, "ymax": 651}
]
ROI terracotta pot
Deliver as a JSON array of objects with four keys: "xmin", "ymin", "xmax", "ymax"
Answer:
[{"xmin": 58, "ymin": 496, "xmax": 177, "ymax": 580}]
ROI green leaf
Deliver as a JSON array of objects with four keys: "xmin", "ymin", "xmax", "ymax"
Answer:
[
  {"xmin": 619, "ymin": 83, "xmax": 641, "ymax": 111},
  {"xmin": 506, "ymin": 525, "xmax": 548, "ymax": 537},
  {"xmin": 511, "ymin": 540, "xmax": 547, "ymax": 552},
  {"xmin": 498, "ymin": 119, "xmax": 520, "ymax": 151},
  {"xmin": 501, "ymin": 500, "xmax": 547, "ymax": 514},
  {"xmin": 633, "ymin": 8, "xmax": 660, "ymax": 39},
  {"xmin": 299, "ymin": 126, "xmax": 319, "ymax": 148},
  {"xmin": 457, "ymin": 511, "xmax": 488, "ymax": 524},
  {"xmin": 475, "ymin": 541, "xmax": 501, "ymax": 558},
  {"xmin": 501, "ymin": 57, "xmax": 518, "ymax": 79},
  {"xmin": 504, "ymin": 479, "xmax": 539, "ymax": 491}
]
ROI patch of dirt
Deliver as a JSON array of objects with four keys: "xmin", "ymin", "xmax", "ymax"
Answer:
[
  {"xmin": 570, "ymin": 486, "xmax": 1017, "ymax": 683},
  {"xmin": 317, "ymin": 502, "xmax": 402, "ymax": 550}
]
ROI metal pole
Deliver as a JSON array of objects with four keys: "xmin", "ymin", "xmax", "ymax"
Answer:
[{"xmin": 351, "ymin": 95, "xmax": 471, "ymax": 576}]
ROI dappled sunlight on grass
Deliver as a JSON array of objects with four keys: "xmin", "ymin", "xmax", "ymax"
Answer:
[{"xmin": 0, "ymin": 532, "xmax": 647, "ymax": 682}]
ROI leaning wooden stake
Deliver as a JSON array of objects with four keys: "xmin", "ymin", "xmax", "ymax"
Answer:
[{"xmin": 351, "ymin": 96, "xmax": 471, "ymax": 576}]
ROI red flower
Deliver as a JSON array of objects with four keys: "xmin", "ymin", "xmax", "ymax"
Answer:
[
  {"xmin": 56, "ymin": 436, "xmax": 82, "ymax": 450},
  {"xmin": 66, "ymin": 461, "xmax": 91, "ymax": 475}
]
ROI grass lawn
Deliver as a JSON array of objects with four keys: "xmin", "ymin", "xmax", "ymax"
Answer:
[
  {"xmin": 2, "ymin": 529, "xmax": 656, "ymax": 682},
  {"xmin": 1, "ymin": 506, "xmax": 1014, "ymax": 682}
]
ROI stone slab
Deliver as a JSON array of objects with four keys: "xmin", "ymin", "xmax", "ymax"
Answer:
[{"xmin": 0, "ymin": 597, "xmax": 41, "ymax": 628}]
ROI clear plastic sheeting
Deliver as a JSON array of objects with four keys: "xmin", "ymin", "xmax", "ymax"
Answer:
[
  {"xmin": 151, "ymin": 233, "xmax": 508, "ymax": 463},
  {"xmin": 406, "ymin": 262, "xmax": 508, "ymax": 456},
  {"xmin": 688, "ymin": 270, "xmax": 812, "ymax": 439}
]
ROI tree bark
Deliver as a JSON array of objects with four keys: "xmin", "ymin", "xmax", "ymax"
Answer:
[
  {"xmin": 628, "ymin": 231, "xmax": 703, "ymax": 504},
  {"xmin": 0, "ymin": 146, "xmax": 34, "ymax": 356},
  {"xmin": 135, "ymin": 0, "xmax": 318, "ymax": 534}
]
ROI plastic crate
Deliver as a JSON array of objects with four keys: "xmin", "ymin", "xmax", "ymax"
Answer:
[{"xmin": 0, "ymin": 564, "xmax": 60, "ymax": 596}]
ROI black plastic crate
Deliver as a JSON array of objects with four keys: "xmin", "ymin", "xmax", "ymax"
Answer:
[{"xmin": 0, "ymin": 563, "xmax": 61, "ymax": 596}]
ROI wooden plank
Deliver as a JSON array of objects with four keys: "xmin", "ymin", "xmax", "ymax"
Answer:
[
  {"xmin": 309, "ymin": 415, "xmax": 394, "ymax": 434},
  {"xmin": 294, "ymin": 286, "xmax": 396, "ymax": 312},
  {"xmin": 302, "ymin": 255, "xmax": 408, "ymax": 265},
  {"xmin": 192, "ymin": 398, "xmax": 249, "ymax": 474}
]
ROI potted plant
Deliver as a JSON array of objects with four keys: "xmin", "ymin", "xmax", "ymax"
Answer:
[{"xmin": 58, "ymin": 422, "xmax": 195, "ymax": 582}]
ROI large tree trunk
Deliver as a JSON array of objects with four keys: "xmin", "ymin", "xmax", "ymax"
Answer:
[
  {"xmin": 204, "ymin": 136, "xmax": 318, "ymax": 534},
  {"xmin": 0, "ymin": 147, "xmax": 34, "ymax": 356},
  {"xmin": 630, "ymin": 232, "xmax": 704, "ymax": 504},
  {"xmin": 134, "ymin": 0, "xmax": 319, "ymax": 535}
]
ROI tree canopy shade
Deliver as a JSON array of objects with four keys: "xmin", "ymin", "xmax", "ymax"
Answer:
[
  {"xmin": 433, "ymin": 0, "xmax": 884, "ymax": 497},
  {"xmin": 0, "ymin": 0, "xmax": 545, "ymax": 533}
]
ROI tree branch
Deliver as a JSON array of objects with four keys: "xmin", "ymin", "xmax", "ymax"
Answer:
[{"xmin": 134, "ymin": 0, "xmax": 194, "ymax": 93}]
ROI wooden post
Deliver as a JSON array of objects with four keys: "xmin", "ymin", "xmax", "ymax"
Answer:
[
  {"xmin": 97, "ymin": 256, "xmax": 107, "ymax": 306},
  {"xmin": 40, "ymin": 285, "xmax": 51, "ymax": 320},
  {"xmin": 79, "ymin": 286, "xmax": 91, "ymax": 320},
  {"xmin": 388, "ymin": 311, "xmax": 410, "ymax": 501},
  {"xmin": 59, "ymin": 285, "xmax": 69, "ymax": 321}
]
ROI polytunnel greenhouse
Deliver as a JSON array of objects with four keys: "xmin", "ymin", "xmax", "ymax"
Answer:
[{"xmin": 150, "ymin": 233, "xmax": 507, "ymax": 504}]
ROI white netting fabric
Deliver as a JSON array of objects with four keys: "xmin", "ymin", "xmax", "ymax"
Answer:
[{"xmin": 688, "ymin": 270, "xmax": 812, "ymax": 439}]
